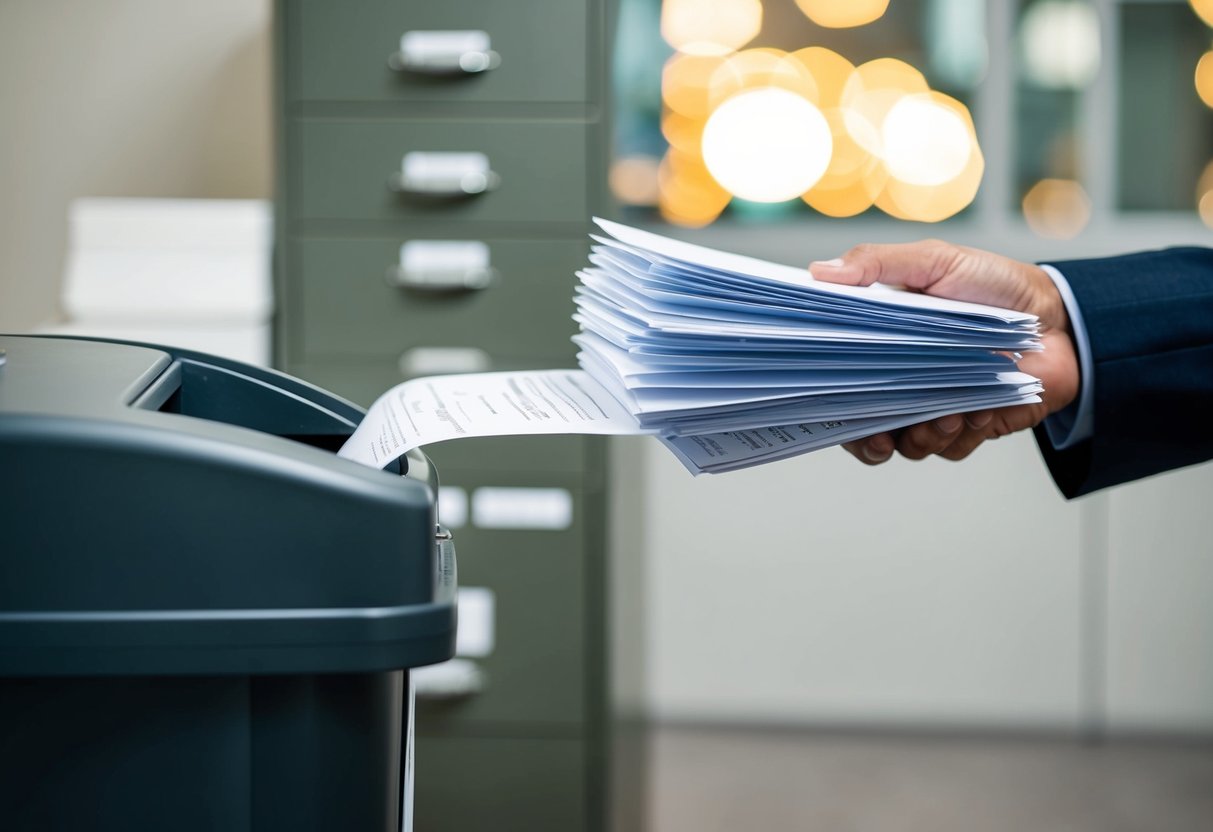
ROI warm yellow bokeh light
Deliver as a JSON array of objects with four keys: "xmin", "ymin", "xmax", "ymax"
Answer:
[
  {"xmin": 882, "ymin": 93, "xmax": 974, "ymax": 187},
  {"xmin": 1196, "ymin": 51, "xmax": 1213, "ymax": 108},
  {"xmin": 841, "ymin": 58, "xmax": 930, "ymax": 158},
  {"xmin": 661, "ymin": 111, "xmax": 706, "ymax": 155},
  {"xmin": 609, "ymin": 156, "xmax": 662, "ymax": 206},
  {"xmin": 661, "ymin": 0, "xmax": 763, "ymax": 57},
  {"xmin": 1199, "ymin": 191, "xmax": 1213, "ymax": 229},
  {"xmin": 805, "ymin": 106, "xmax": 886, "ymax": 219},
  {"xmin": 880, "ymin": 118, "xmax": 984, "ymax": 223},
  {"xmin": 1196, "ymin": 158, "xmax": 1213, "ymax": 196},
  {"xmin": 795, "ymin": 0, "xmax": 890, "ymax": 28},
  {"xmin": 874, "ymin": 188, "xmax": 916, "ymax": 221},
  {"xmin": 658, "ymin": 150, "xmax": 732, "ymax": 227},
  {"xmin": 1022, "ymin": 178, "xmax": 1091, "ymax": 238},
  {"xmin": 1191, "ymin": 0, "xmax": 1213, "ymax": 27},
  {"xmin": 663, "ymin": 53, "xmax": 728, "ymax": 119},
  {"xmin": 787, "ymin": 47, "xmax": 856, "ymax": 109},
  {"xmin": 803, "ymin": 174, "xmax": 881, "ymax": 218},
  {"xmin": 656, "ymin": 20, "xmax": 988, "ymax": 225},
  {"xmin": 814, "ymin": 108, "xmax": 879, "ymax": 186},
  {"xmin": 701, "ymin": 87, "xmax": 833, "ymax": 202},
  {"xmin": 710, "ymin": 49, "xmax": 819, "ymax": 107},
  {"xmin": 844, "ymin": 57, "xmax": 930, "ymax": 99},
  {"xmin": 1194, "ymin": 159, "xmax": 1213, "ymax": 228}
]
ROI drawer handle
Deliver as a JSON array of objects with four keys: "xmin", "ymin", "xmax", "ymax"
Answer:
[
  {"xmin": 399, "ymin": 347, "xmax": 492, "ymax": 378},
  {"xmin": 387, "ymin": 240, "xmax": 497, "ymax": 292},
  {"xmin": 388, "ymin": 151, "xmax": 500, "ymax": 197},
  {"xmin": 387, "ymin": 263, "xmax": 496, "ymax": 291},
  {"xmin": 388, "ymin": 30, "xmax": 501, "ymax": 76},
  {"xmin": 412, "ymin": 659, "xmax": 486, "ymax": 700}
]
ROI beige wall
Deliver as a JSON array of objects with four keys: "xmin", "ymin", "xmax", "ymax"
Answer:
[{"xmin": 0, "ymin": 0, "xmax": 271, "ymax": 331}]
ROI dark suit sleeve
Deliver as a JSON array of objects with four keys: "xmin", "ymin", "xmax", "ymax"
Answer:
[{"xmin": 1033, "ymin": 247, "xmax": 1213, "ymax": 498}]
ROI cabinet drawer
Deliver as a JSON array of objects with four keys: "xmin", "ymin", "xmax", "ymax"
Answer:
[
  {"xmin": 413, "ymin": 735, "xmax": 587, "ymax": 831},
  {"xmin": 419, "ymin": 472, "xmax": 592, "ymax": 728},
  {"xmin": 286, "ymin": 0, "xmax": 590, "ymax": 105},
  {"xmin": 294, "ymin": 238, "xmax": 583, "ymax": 363},
  {"xmin": 295, "ymin": 120, "xmax": 589, "ymax": 223}
]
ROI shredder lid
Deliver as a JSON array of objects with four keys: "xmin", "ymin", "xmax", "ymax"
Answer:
[{"xmin": 0, "ymin": 335, "xmax": 457, "ymax": 677}]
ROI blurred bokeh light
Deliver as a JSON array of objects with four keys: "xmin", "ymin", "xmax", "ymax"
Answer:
[
  {"xmin": 1018, "ymin": 0, "xmax": 1101, "ymax": 90},
  {"xmin": 841, "ymin": 58, "xmax": 929, "ymax": 159},
  {"xmin": 1195, "ymin": 50, "xmax": 1213, "ymax": 109},
  {"xmin": 652, "ymin": 1, "xmax": 986, "ymax": 225},
  {"xmin": 658, "ymin": 148, "xmax": 732, "ymax": 226},
  {"xmin": 1196, "ymin": 159, "xmax": 1213, "ymax": 228},
  {"xmin": 794, "ymin": 0, "xmax": 890, "ymax": 29},
  {"xmin": 712, "ymin": 48, "xmax": 820, "ymax": 105},
  {"xmin": 609, "ymin": 155, "xmax": 662, "ymax": 206},
  {"xmin": 663, "ymin": 52, "xmax": 727, "ymax": 119},
  {"xmin": 661, "ymin": 0, "xmax": 762, "ymax": 56},
  {"xmin": 1022, "ymin": 178, "xmax": 1092, "ymax": 238},
  {"xmin": 701, "ymin": 87, "xmax": 833, "ymax": 202},
  {"xmin": 1192, "ymin": 0, "xmax": 1213, "ymax": 27},
  {"xmin": 882, "ymin": 93, "xmax": 973, "ymax": 187}
]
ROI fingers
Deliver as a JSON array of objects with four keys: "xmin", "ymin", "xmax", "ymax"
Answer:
[
  {"xmin": 939, "ymin": 430, "xmax": 990, "ymax": 461},
  {"xmin": 809, "ymin": 241, "xmax": 1062, "ymax": 320},
  {"xmin": 809, "ymin": 240, "xmax": 960, "ymax": 290},
  {"xmin": 842, "ymin": 432, "xmax": 895, "ymax": 465},
  {"xmin": 894, "ymin": 413, "xmax": 964, "ymax": 460},
  {"xmin": 965, "ymin": 410, "xmax": 993, "ymax": 431},
  {"xmin": 840, "ymin": 410, "xmax": 997, "ymax": 467}
]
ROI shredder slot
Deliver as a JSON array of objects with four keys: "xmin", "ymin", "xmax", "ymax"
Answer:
[
  {"xmin": 128, "ymin": 358, "xmax": 386, "ymax": 463},
  {"xmin": 128, "ymin": 359, "xmax": 182, "ymax": 412}
]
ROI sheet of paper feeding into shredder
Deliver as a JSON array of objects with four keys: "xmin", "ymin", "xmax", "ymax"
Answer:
[{"xmin": 339, "ymin": 219, "xmax": 1043, "ymax": 475}]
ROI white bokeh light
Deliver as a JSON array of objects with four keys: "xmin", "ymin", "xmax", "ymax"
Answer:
[
  {"xmin": 701, "ymin": 88, "xmax": 833, "ymax": 202},
  {"xmin": 1019, "ymin": 0, "xmax": 1101, "ymax": 90},
  {"xmin": 661, "ymin": 0, "xmax": 763, "ymax": 57},
  {"xmin": 881, "ymin": 95, "xmax": 973, "ymax": 187}
]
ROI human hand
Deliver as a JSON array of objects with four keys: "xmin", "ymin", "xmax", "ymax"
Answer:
[{"xmin": 808, "ymin": 240, "xmax": 1080, "ymax": 464}]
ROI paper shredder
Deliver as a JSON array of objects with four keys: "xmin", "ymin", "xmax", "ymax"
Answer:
[{"xmin": 0, "ymin": 334, "xmax": 457, "ymax": 832}]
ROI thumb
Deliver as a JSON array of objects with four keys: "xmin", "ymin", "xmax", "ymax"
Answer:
[{"xmin": 809, "ymin": 241, "xmax": 960, "ymax": 291}]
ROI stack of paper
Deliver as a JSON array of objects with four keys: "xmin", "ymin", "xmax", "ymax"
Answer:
[
  {"xmin": 572, "ymin": 219, "xmax": 1042, "ymax": 473},
  {"xmin": 340, "ymin": 220, "xmax": 1043, "ymax": 476}
]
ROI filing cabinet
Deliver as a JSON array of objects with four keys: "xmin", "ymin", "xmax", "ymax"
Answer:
[{"xmin": 274, "ymin": 2, "xmax": 639, "ymax": 830}]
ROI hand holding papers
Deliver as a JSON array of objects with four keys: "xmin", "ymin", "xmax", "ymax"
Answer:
[{"xmin": 340, "ymin": 220, "xmax": 1043, "ymax": 474}]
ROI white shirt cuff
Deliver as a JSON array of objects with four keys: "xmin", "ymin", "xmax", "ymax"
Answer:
[{"xmin": 1038, "ymin": 263, "xmax": 1093, "ymax": 449}]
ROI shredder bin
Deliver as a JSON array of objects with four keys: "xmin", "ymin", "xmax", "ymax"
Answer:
[{"xmin": 0, "ymin": 335, "xmax": 457, "ymax": 832}]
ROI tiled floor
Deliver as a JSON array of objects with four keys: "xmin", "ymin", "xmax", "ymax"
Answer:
[{"xmin": 646, "ymin": 725, "xmax": 1213, "ymax": 832}]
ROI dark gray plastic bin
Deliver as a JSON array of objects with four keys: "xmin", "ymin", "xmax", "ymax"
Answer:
[{"xmin": 0, "ymin": 335, "xmax": 457, "ymax": 832}]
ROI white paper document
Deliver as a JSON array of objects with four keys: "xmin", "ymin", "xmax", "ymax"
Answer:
[
  {"xmin": 339, "ymin": 219, "xmax": 1044, "ymax": 475},
  {"xmin": 339, "ymin": 370, "xmax": 646, "ymax": 468}
]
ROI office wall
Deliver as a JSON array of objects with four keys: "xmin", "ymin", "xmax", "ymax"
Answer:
[
  {"xmin": 0, "ymin": 0, "xmax": 271, "ymax": 332},
  {"xmin": 639, "ymin": 432, "xmax": 1086, "ymax": 730},
  {"xmin": 635, "ymin": 434, "xmax": 1213, "ymax": 735}
]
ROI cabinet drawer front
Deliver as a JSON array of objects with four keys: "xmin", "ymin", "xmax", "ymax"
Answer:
[
  {"xmin": 295, "ymin": 238, "xmax": 584, "ymax": 362},
  {"xmin": 295, "ymin": 120, "xmax": 589, "ymax": 222},
  {"xmin": 418, "ymin": 471, "xmax": 592, "ymax": 728},
  {"xmin": 287, "ymin": 0, "xmax": 590, "ymax": 105},
  {"xmin": 413, "ymin": 736, "xmax": 587, "ymax": 831}
]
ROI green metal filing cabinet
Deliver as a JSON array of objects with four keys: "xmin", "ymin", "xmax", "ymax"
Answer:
[{"xmin": 274, "ymin": 2, "xmax": 636, "ymax": 830}]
